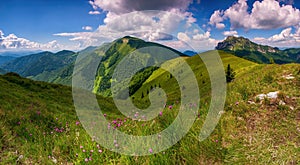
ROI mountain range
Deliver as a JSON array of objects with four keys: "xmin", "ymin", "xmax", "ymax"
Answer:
[
  {"xmin": 0, "ymin": 35, "xmax": 299, "ymax": 97},
  {"xmin": 216, "ymin": 36, "xmax": 300, "ymax": 64}
]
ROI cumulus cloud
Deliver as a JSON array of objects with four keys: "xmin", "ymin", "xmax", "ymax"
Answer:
[
  {"xmin": 82, "ymin": 26, "xmax": 93, "ymax": 31},
  {"xmin": 209, "ymin": 10, "xmax": 225, "ymax": 29},
  {"xmin": 253, "ymin": 27, "xmax": 300, "ymax": 47},
  {"xmin": 210, "ymin": 0, "xmax": 300, "ymax": 30},
  {"xmin": 223, "ymin": 30, "xmax": 238, "ymax": 37},
  {"xmin": 88, "ymin": 11, "xmax": 101, "ymax": 15},
  {"xmin": 0, "ymin": 30, "xmax": 61, "ymax": 50},
  {"xmin": 56, "ymin": 0, "xmax": 213, "ymax": 51},
  {"xmin": 174, "ymin": 31, "xmax": 219, "ymax": 51},
  {"xmin": 89, "ymin": 0, "xmax": 193, "ymax": 14},
  {"xmin": 55, "ymin": 10, "xmax": 202, "ymax": 49}
]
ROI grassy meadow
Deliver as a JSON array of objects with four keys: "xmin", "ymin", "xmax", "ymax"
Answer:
[{"xmin": 0, "ymin": 52, "xmax": 299, "ymax": 164}]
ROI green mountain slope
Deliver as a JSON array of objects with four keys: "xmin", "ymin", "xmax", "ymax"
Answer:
[
  {"xmin": 0, "ymin": 51, "xmax": 299, "ymax": 164},
  {"xmin": 76, "ymin": 36, "xmax": 187, "ymax": 97},
  {"xmin": 1, "ymin": 50, "xmax": 76, "ymax": 79},
  {"xmin": 216, "ymin": 36, "xmax": 299, "ymax": 64},
  {"xmin": 0, "ymin": 56, "xmax": 16, "ymax": 65}
]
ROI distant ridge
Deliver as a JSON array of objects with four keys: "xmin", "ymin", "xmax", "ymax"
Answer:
[{"xmin": 216, "ymin": 36, "xmax": 300, "ymax": 64}]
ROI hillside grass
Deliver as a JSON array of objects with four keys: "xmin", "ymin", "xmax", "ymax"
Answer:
[{"xmin": 0, "ymin": 52, "xmax": 299, "ymax": 164}]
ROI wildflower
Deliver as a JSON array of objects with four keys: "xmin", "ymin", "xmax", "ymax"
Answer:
[
  {"xmin": 83, "ymin": 149, "xmax": 86, "ymax": 153},
  {"xmin": 168, "ymin": 105, "xmax": 173, "ymax": 109},
  {"xmin": 134, "ymin": 113, "xmax": 138, "ymax": 118},
  {"xmin": 89, "ymin": 157, "xmax": 92, "ymax": 161},
  {"xmin": 96, "ymin": 144, "xmax": 100, "ymax": 148},
  {"xmin": 98, "ymin": 149, "xmax": 102, "ymax": 153},
  {"xmin": 85, "ymin": 158, "xmax": 88, "ymax": 162},
  {"xmin": 29, "ymin": 133, "xmax": 32, "ymax": 136},
  {"xmin": 235, "ymin": 101, "xmax": 239, "ymax": 105},
  {"xmin": 76, "ymin": 153, "xmax": 78, "ymax": 157},
  {"xmin": 215, "ymin": 139, "xmax": 219, "ymax": 143},
  {"xmin": 90, "ymin": 150, "xmax": 94, "ymax": 153},
  {"xmin": 103, "ymin": 114, "xmax": 107, "ymax": 117},
  {"xmin": 37, "ymin": 111, "xmax": 41, "ymax": 115},
  {"xmin": 149, "ymin": 148, "xmax": 153, "ymax": 153},
  {"xmin": 76, "ymin": 121, "xmax": 80, "ymax": 125},
  {"xmin": 80, "ymin": 145, "xmax": 83, "ymax": 149},
  {"xmin": 159, "ymin": 111, "xmax": 162, "ymax": 116},
  {"xmin": 17, "ymin": 121, "xmax": 21, "ymax": 125}
]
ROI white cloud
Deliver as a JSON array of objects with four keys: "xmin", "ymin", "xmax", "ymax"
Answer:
[
  {"xmin": 56, "ymin": 0, "xmax": 212, "ymax": 51},
  {"xmin": 209, "ymin": 10, "xmax": 225, "ymax": 29},
  {"xmin": 88, "ymin": 11, "xmax": 101, "ymax": 15},
  {"xmin": 0, "ymin": 30, "xmax": 61, "ymax": 50},
  {"xmin": 174, "ymin": 31, "xmax": 219, "ymax": 51},
  {"xmin": 223, "ymin": 30, "xmax": 238, "ymax": 37},
  {"xmin": 253, "ymin": 27, "xmax": 300, "ymax": 47},
  {"xmin": 210, "ymin": 0, "xmax": 300, "ymax": 30},
  {"xmin": 82, "ymin": 26, "xmax": 93, "ymax": 31},
  {"xmin": 55, "ymin": 10, "xmax": 202, "ymax": 49},
  {"xmin": 192, "ymin": 31, "xmax": 211, "ymax": 41}
]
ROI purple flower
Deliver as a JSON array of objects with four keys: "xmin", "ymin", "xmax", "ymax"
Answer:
[
  {"xmin": 159, "ymin": 111, "xmax": 163, "ymax": 116},
  {"xmin": 76, "ymin": 121, "xmax": 80, "ymax": 125},
  {"xmin": 168, "ymin": 105, "xmax": 173, "ymax": 109},
  {"xmin": 235, "ymin": 101, "xmax": 239, "ymax": 105},
  {"xmin": 98, "ymin": 149, "xmax": 102, "ymax": 153},
  {"xmin": 149, "ymin": 148, "xmax": 153, "ymax": 153},
  {"xmin": 103, "ymin": 114, "xmax": 107, "ymax": 117},
  {"xmin": 80, "ymin": 145, "xmax": 83, "ymax": 149},
  {"xmin": 37, "ymin": 111, "xmax": 41, "ymax": 115},
  {"xmin": 85, "ymin": 158, "xmax": 88, "ymax": 162},
  {"xmin": 134, "ymin": 113, "xmax": 138, "ymax": 118}
]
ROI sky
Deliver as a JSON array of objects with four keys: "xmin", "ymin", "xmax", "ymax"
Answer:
[{"xmin": 0, "ymin": 0, "xmax": 300, "ymax": 52}]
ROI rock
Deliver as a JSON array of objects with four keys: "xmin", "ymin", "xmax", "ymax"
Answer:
[
  {"xmin": 282, "ymin": 74, "xmax": 295, "ymax": 80},
  {"xmin": 52, "ymin": 157, "xmax": 57, "ymax": 164},
  {"xmin": 16, "ymin": 155, "xmax": 23, "ymax": 162},
  {"xmin": 279, "ymin": 100, "xmax": 286, "ymax": 106},
  {"xmin": 256, "ymin": 94, "xmax": 267, "ymax": 100},
  {"xmin": 247, "ymin": 100, "xmax": 256, "ymax": 105},
  {"xmin": 266, "ymin": 91, "xmax": 279, "ymax": 99}
]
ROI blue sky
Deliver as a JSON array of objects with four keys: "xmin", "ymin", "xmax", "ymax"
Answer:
[{"xmin": 1, "ymin": 0, "xmax": 300, "ymax": 51}]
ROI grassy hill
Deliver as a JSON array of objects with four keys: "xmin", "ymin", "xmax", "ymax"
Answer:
[{"xmin": 1, "ymin": 50, "xmax": 299, "ymax": 164}]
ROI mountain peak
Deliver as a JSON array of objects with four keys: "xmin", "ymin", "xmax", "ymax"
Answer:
[{"xmin": 216, "ymin": 36, "xmax": 298, "ymax": 64}]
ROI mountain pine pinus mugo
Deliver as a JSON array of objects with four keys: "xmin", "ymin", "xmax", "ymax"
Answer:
[{"xmin": 226, "ymin": 64, "xmax": 235, "ymax": 83}]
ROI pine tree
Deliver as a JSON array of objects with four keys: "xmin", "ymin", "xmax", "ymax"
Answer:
[{"xmin": 226, "ymin": 64, "xmax": 235, "ymax": 83}]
